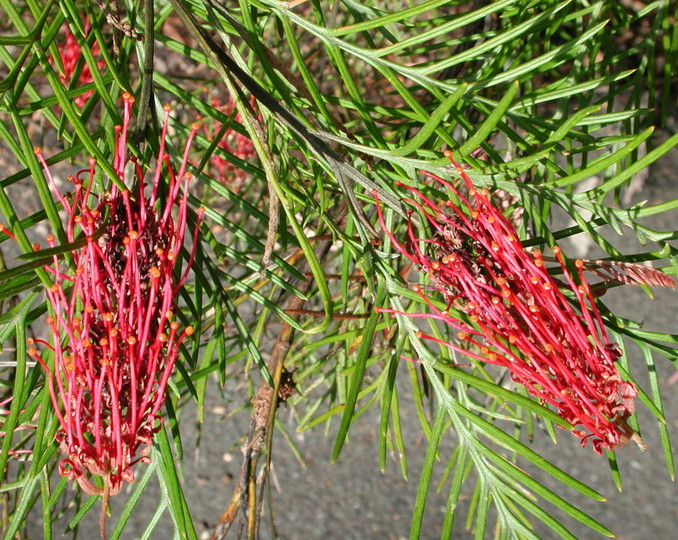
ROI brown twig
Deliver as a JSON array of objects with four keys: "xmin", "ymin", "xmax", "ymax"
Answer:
[
  {"xmin": 95, "ymin": 0, "xmax": 142, "ymax": 53},
  {"xmin": 99, "ymin": 475, "xmax": 111, "ymax": 540},
  {"xmin": 261, "ymin": 176, "xmax": 280, "ymax": 274},
  {"xmin": 211, "ymin": 241, "xmax": 332, "ymax": 540}
]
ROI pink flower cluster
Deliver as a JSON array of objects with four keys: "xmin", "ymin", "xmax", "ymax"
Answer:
[
  {"xmin": 375, "ymin": 151, "xmax": 639, "ymax": 454},
  {"xmin": 2, "ymin": 94, "xmax": 203, "ymax": 494},
  {"xmin": 55, "ymin": 21, "xmax": 103, "ymax": 107},
  {"xmin": 204, "ymin": 94, "xmax": 256, "ymax": 187}
]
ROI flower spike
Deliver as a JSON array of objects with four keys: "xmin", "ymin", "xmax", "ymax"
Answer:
[
  {"xmin": 375, "ymin": 152, "xmax": 645, "ymax": 454},
  {"xmin": 3, "ymin": 94, "xmax": 202, "ymax": 496}
]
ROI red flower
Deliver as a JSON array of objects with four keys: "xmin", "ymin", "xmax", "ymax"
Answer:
[
  {"xmin": 374, "ymin": 151, "xmax": 639, "ymax": 454},
  {"xmin": 203, "ymin": 94, "xmax": 256, "ymax": 187},
  {"xmin": 2, "ymin": 93, "xmax": 203, "ymax": 495},
  {"xmin": 55, "ymin": 20, "xmax": 104, "ymax": 107}
]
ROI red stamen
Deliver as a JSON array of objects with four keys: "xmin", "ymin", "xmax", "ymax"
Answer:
[
  {"xmin": 374, "ymin": 153, "xmax": 638, "ymax": 453},
  {"xmin": 17, "ymin": 97, "xmax": 203, "ymax": 493}
]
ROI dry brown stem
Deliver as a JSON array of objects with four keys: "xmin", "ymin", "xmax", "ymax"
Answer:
[{"xmin": 211, "ymin": 241, "xmax": 332, "ymax": 540}]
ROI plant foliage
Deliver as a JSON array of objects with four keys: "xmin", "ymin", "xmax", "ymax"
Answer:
[{"xmin": 1, "ymin": 0, "xmax": 677, "ymax": 538}]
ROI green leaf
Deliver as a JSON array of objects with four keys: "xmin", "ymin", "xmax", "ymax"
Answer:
[
  {"xmin": 409, "ymin": 407, "xmax": 446, "ymax": 539},
  {"xmin": 332, "ymin": 280, "xmax": 386, "ymax": 461}
]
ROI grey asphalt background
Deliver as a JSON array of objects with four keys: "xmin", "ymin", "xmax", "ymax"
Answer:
[{"xmin": 23, "ymin": 130, "xmax": 678, "ymax": 539}]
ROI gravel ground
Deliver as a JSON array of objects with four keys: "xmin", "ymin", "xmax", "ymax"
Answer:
[{"xmin": 18, "ymin": 130, "xmax": 678, "ymax": 539}]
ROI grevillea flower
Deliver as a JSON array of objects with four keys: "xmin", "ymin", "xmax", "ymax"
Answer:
[
  {"xmin": 203, "ymin": 94, "xmax": 256, "ymax": 188},
  {"xmin": 2, "ymin": 93, "xmax": 203, "ymax": 495},
  {"xmin": 374, "ymin": 151, "xmax": 641, "ymax": 454},
  {"xmin": 55, "ymin": 20, "xmax": 103, "ymax": 107}
]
